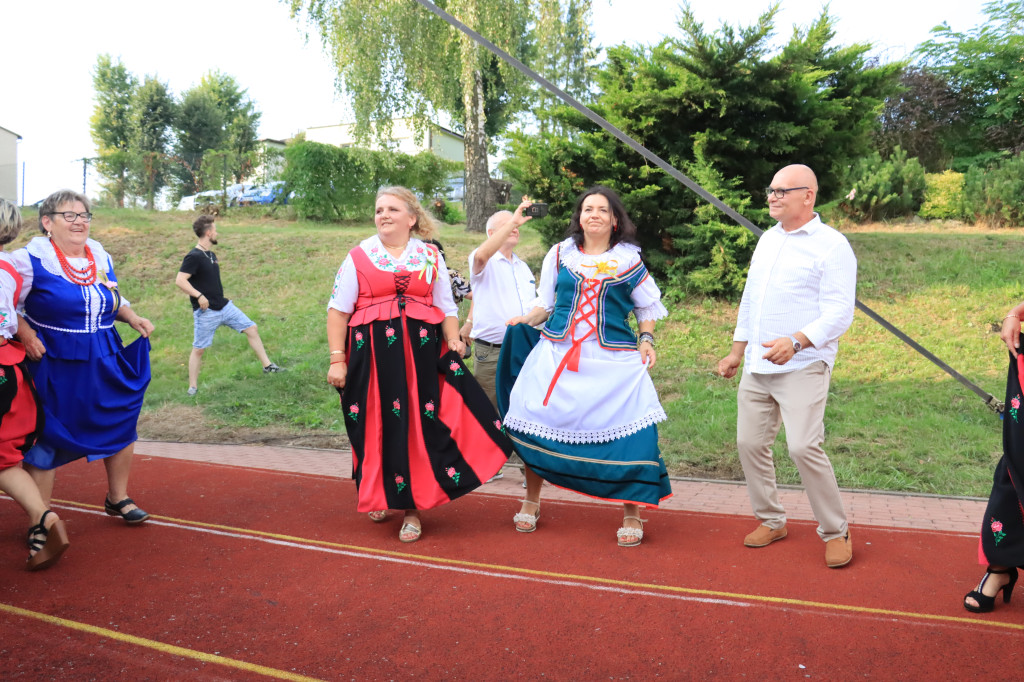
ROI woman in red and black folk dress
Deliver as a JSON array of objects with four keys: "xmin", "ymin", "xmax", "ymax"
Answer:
[{"xmin": 326, "ymin": 187, "xmax": 512, "ymax": 543}]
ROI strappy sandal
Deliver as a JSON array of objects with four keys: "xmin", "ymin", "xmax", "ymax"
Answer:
[
  {"xmin": 964, "ymin": 566, "xmax": 1018, "ymax": 613},
  {"xmin": 616, "ymin": 515, "xmax": 644, "ymax": 547},
  {"xmin": 27, "ymin": 510, "xmax": 70, "ymax": 571},
  {"xmin": 368, "ymin": 510, "xmax": 389, "ymax": 523},
  {"xmin": 513, "ymin": 500, "xmax": 540, "ymax": 533},
  {"xmin": 399, "ymin": 520, "xmax": 422, "ymax": 543}
]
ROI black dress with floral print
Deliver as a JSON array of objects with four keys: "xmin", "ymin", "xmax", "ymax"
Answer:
[{"xmin": 980, "ymin": 354, "xmax": 1024, "ymax": 566}]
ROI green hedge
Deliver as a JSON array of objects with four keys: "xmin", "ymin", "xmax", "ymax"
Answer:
[
  {"xmin": 919, "ymin": 171, "xmax": 965, "ymax": 220},
  {"xmin": 840, "ymin": 147, "xmax": 926, "ymax": 222},
  {"xmin": 282, "ymin": 141, "xmax": 461, "ymax": 221},
  {"xmin": 963, "ymin": 154, "xmax": 1024, "ymax": 227}
]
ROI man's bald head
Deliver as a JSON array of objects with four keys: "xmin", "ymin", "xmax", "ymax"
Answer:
[
  {"xmin": 768, "ymin": 164, "xmax": 818, "ymax": 231},
  {"xmin": 774, "ymin": 164, "xmax": 818, "ymax": 194},
  {"xmin": 486, "ymin": 210, "xmax": 514, "ymax": 235}
]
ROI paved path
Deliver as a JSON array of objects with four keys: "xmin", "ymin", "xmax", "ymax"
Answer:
[{"xmin": 136, "ymin": 440, "xmax": 986, "ymax": 534}]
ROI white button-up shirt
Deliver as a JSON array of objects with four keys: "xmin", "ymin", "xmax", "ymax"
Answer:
[
  {"xmin": 468, "ymin": 248, "xmax": 536, "ymax": 344},
  {"xmin": 733, "ymin": 214, "xmax": 857, "ymax": 374}
]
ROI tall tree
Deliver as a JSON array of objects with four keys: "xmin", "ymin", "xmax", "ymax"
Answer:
[
  {"xmin": 173, "ymin": 88, "xmax": 226, "ymax": 197},
  {"xmin": 90, "ymin": 55, "xmax": 138, "ymax": 207},
  {"xmin": 916, "ymin": 0, "xmax": 1024, "ymax": 166},
  {"xmin": 199, "ymin": 71, "xmax": 263, "ymax": 182},
  {"xmin": 532, "ymin": 0, "xmax": 596, "ymax": 135},
  {"xmin": 291, "ymin": 0, "xmax": 574, "ymax": 231},
  {"xmin": 504, "ymin": 4, "xmax": 901, "ymax": 296},
  {"xmin": 130, "ymin": 76, "xmax": 176, "ymax": 209},
  {"xmin": 875, "ymin": 66, "xmax": 965, "ymax": 173}
]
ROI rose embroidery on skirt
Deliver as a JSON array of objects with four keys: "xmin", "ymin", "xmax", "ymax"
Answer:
[
  {"xmin": 992, "ymin": 518, "xmax": 1007, "ymax": 546},
  {"xmin": 449, "ymin": 360, "xmax": 464, "ymax": 377},
  {"xmin": 392, "ymin": 399, "xmax": 401, "ymax": 418},
  {"xmin": 419, "ymin": 327, "xmax": 429, "ymax": 347},
  {"xmin": 423, "ymin": 400, "xmax": 436, "ymax": 420},
  {"xmin": 354, "ymin": 331, "xmax": 365, "ymax": 350},
  {"xmin": 1011, "ymin": 395, "xmax": 1021, "ymax": 423},
  {"xmin": 446, "ymin": 466, "xmax": 461, "ymax": 485},
  {"xmin": 395, "ymin": 474, "xmax": 407, "ymax": 493},
  {"xmin": 385, "ymin": 325, "xmax": 397, "ymax": 346},
  {"xmin": 0, "ymin": 367, "xmax": 7, "ymax": 386},
  {"xmin": 347, "ymin": 403, "xmax": 360, "ymax": 422}
]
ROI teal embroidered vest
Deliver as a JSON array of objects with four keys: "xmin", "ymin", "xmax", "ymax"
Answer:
[{"xmin": 541, "ymin": 245, "xmax": 650, "ymax": 351}]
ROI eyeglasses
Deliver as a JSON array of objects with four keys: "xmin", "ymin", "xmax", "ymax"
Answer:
[
  {"xmin": 765, "ymin": 187, "xmax": 809, "ymax": 199},
  {"xmin": 48, "ymin": 211, "xmax": 93, "ymax": 222}
]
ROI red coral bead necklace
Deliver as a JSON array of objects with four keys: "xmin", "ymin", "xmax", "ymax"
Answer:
[{"xmin": 50, "ymin": 238, "xmax": 97, "ymax": 286}]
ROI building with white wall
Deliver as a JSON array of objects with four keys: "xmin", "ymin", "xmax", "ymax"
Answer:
[
  {"xmin": 0, "ymin": 126, "xmax": 21, "ymax": 203},
  {"xmin": 304, "ymin": 118, "xmax": 465, "ymax": 164}
]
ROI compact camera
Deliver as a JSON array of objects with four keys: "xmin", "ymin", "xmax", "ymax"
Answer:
[{"xmin": 525, "ymin": 203, "xmax": 549, "ymax": 218}]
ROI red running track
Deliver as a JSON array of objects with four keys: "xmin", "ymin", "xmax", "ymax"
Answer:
[{"xmin": 1, "ymin": 456, "xmax": 1021, "ymax": 680}]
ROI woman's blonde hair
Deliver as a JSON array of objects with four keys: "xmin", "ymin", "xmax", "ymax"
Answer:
[
  {"xmin": 376, "ymin": 186, "xmax": 438, "ymax": 240},
  {"xmin": 0, "ymin": 199, "xmax": 23, "ymax": 246}
]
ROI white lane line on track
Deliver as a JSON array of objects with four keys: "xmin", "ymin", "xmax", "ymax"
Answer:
[{"xmin": 41, "ymin": 503, "xmax": 1022, "ymax": 633}]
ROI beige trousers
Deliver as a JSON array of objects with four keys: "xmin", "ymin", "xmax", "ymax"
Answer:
[
  {"xmin": 472, "ymin": 341, "xmax": 500, "ymax": 410},
  {"xmin": 736, "ymin": 361, "xmax": 848, "ymax": 541}
]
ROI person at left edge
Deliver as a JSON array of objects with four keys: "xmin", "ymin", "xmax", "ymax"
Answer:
[
  {"xmin": 0, "ymin": 199, "xmax": 69, "ymax": 570},
  {"xmin": 14, "ymin": 189, "xmax": 154, "ymax": 525},
  {"xmin": 326, "ymin": 186, "xmax": 513, "ymax": 543}
]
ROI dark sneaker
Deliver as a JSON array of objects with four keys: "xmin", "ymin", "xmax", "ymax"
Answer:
[{"xmin": 263, "ymin": 363, "xmax": 285, "ymax": 374}]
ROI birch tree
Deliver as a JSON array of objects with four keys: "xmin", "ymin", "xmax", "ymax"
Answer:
[{"xmin": 291, "ymin": 0, "xmax": 557, "ymax": 231}]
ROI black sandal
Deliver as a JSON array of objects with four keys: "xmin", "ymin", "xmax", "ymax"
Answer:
[
  {"xmin": 104, "ymin": 496, "xmax": 150, "ymax": 525},
  {"xmin": 27, "ymin": 510, "xmax": 70, "ymax": 571},
  {"xmin": 964, "ymin": 566, "xmax": 1018, "ymax": 613}
]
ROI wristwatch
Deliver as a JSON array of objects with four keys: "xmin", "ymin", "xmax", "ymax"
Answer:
[{"xmin": 789, "ymin": 336, "xmax": 802, "ymax": 352}]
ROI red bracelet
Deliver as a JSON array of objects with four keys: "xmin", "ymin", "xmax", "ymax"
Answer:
[{"xmin": 330, "ymin": 359, "xmax": 346, "ymax": 365}]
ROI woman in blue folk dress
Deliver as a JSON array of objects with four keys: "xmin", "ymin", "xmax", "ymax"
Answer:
[
  {"xmin": 15, "ymin": 190, "xmax": 154, "ymax": 525},
  {"xmin": 500, "ymin": 186, "xmax": 671, "ymax": 547}
]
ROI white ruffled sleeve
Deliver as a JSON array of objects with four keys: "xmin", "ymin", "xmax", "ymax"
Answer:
[
  {"xmin": 632, "ymin": 273, "xmax": 668, "ymax": 322},
  {"xmin": 528, "ymin": 243, "xmax": 560, "ymax": 312},
  {"xmin": 432, "ymin": 252, "xmax": 458, "ymax": 317},
  {"xmin": 327, "ymin": 254, "xmax": 358, "ymax": 313}
]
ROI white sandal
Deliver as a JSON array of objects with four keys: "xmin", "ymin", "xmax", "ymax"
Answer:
[
  {"xmin": 399, "ymin": 521, "xmax": 422, "ymax": 543},
  {"xmin": 513, "ymin": 500, "xmax": 540, "ymax": 533},
  {"xmin": 617, "ymin": 515, "xmax": 644, "ymax": 547}
]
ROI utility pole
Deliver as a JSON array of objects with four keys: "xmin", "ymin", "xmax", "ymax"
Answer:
[
  {"xmin": 74, "ymin": 157, "xmax": 97, "ymax": 196},
  {"xmin": 21, "ymin": 162, "xmax": 25, "ymax": 207},
  {"xmin": 221, "ymin": 153, "xmax": 228, "ymax": 213}
]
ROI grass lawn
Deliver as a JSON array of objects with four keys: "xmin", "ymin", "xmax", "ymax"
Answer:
[{"xmin": 16, "ymin": 206, "xmax": 1020, "ymax": 497}]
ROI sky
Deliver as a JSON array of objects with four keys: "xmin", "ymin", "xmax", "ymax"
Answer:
[{"xmin": 1, "ymin": 0, "xmax": 989, "ymax": 204}]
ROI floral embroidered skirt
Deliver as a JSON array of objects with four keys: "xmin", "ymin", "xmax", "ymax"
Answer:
[
  {"xmin": 341, "ymin": 314, "xmax": 512, "ymax": 512},
  {"xmin": 980, "ymin": 353, "xmax": 1024, "ymax": 566},
  {"xmin": 0, "ymin": 359, "xmax": 43, "ymax": 470}
]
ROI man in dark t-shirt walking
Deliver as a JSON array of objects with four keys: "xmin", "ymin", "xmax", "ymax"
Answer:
[{"xmin": 175, "ymin": 215, "xmax": 283, "ymax": 395}]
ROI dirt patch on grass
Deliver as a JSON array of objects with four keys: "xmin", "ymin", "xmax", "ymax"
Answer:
[
  {"xmin": 138, "ymin": 404, "xmax": 348, "ymax": 450},
  {"xmin": 838, "ymin": 219, "xmax": 1013, "ymax": 233}
]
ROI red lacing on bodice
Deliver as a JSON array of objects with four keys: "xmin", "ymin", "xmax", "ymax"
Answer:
[
  {"xmin": 543, "ymin": 277, "xmax": 601, "ymax": 406},
  {"xmin": 394, "ymin": 271, "xmax": 411, "ymax": 311}
]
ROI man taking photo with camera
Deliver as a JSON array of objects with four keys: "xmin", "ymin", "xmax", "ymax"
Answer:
[{"xmin": 460, "ymin": 198, "xmax": 539, "ymax": 482}]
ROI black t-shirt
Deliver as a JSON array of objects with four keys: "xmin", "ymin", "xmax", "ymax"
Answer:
[{"xmin": 180, "ymin": 248, "xmax": 229, "ymax": 311}]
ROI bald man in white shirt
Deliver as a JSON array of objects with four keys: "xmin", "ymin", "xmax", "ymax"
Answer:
[{"xmin": 718, "ymin": 164, "xmax": 857, "ymax": 569}]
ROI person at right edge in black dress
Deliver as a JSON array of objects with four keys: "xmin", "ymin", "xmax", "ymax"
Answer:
[{"xmin": 964, "ymin": 304, "xmax": 1024, "ymax": 612}]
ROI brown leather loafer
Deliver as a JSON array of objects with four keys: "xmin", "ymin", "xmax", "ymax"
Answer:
[
  {"xmin": 825, "ymin": 532, "xmax": 853, "ymax": 568},
  {"xmin": 743, "ymin": 523, "xmax": 788, "ymax": 547}
]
